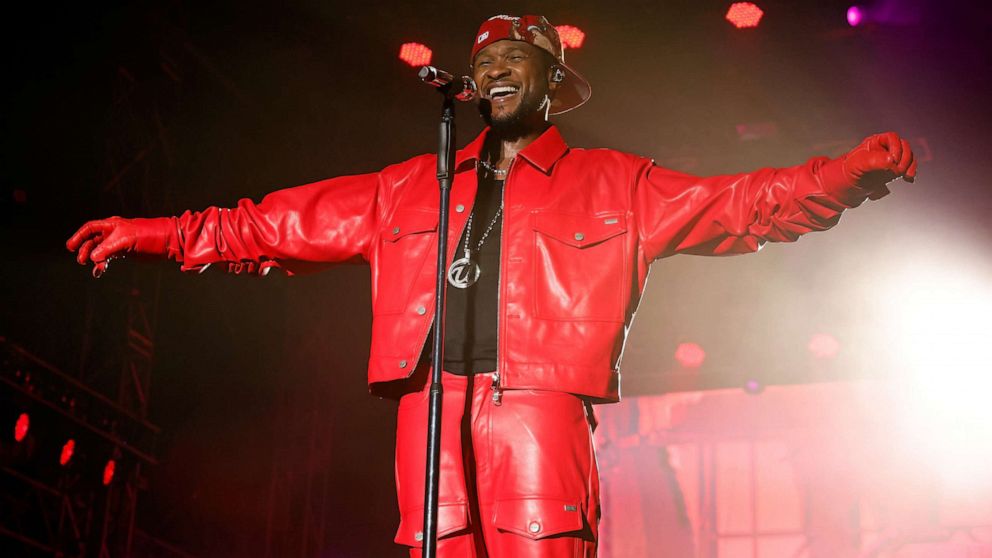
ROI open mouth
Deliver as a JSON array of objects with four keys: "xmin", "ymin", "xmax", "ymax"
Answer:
[{"xmin": 488, "ymin": 85, "xmax": 520, "ymax": 101}]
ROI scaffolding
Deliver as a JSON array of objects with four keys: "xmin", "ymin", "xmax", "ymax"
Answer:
[{"xmin": 1, "ymin": 20, "xmax": 181, "ymax": 556}]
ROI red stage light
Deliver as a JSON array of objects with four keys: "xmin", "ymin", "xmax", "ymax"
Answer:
[
  {"xmin": 60, "ymin": 439, "xmax": 75, "ymax": 466},
  {"xmin": 808, "ymin": 333, "xmax": 841, "ymax": 359},
  {"xmin": 398, "ymin": 42, "xmax": 432, "ymax": 67},
  {"xmin": 556, "ymin": 25, "xmax": 586, "ymax": 49},
  {"xmin": 14, "ymin": 413, "xmax": 29, "ymax": 442},
  {"xmin": 675, "ymin": 342, "xmax": 706, "ymax": 368},
  {"xmin": 726, "ymin": 2, "xmax": 764, "ymax": 28},
  {"xmin": 103, "ymin": 460, "xmax": 116, "ymax": 485}
]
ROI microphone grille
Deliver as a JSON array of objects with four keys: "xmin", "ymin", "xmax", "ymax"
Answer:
[{"xmin": 418, "ymin": 66, "xmax": 436, "ymax": 81}]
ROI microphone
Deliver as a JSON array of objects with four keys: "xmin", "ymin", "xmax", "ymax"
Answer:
[{"xmin": 418, "ymin": 66, "xmax": 477, "ymax": 101}]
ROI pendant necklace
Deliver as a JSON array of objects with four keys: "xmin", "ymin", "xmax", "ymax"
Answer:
[{"xmin": 447, "ymin": 163, "xmax": 505, "ymax": 289}]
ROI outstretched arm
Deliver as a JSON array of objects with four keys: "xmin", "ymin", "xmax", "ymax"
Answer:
[
  {"xmin": 67, "ymin": 171, "xmax": 384, "ymax": 277},
  {"xmin": 636, "ymin": 132, "xmax": 917, "ymax": 260}
]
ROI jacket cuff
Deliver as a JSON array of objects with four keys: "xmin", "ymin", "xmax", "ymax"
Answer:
[
  {"xmin": 132, "ymin": 217, "xmax": 182, "ymax": 261},
  {"xmin": 815, "ymin": 156, "xmax": 884, "ymax": 207}
]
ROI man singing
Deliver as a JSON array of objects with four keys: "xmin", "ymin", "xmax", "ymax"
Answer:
[{"xmin": 67, "ymin": 14, "xmax": 917, "ymax": 558}]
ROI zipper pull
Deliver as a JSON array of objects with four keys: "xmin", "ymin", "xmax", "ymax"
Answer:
[{"xmin": 491, "ymin": 372, "xmax": 503, "ymax": 406}]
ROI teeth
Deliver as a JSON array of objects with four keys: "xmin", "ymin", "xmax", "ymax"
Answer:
[{"xmin": 489, "ymin": 86, "xmax": 519, "ymax": 97}]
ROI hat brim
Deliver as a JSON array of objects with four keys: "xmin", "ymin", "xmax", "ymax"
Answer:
[{"xmin": 549, "ymin": 63, "xmax": 591, "ymax": 115}]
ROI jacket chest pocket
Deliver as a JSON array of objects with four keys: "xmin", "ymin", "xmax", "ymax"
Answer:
[
  {"xmin": 531, "ymin": 212, "xmax": 628, "ymax": 322},
  {"xmin": 374, "ymin": 208, "xmax": 437, "ymax": 315}
]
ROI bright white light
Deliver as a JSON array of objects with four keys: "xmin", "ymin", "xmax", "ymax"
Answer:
[{"xmin": 872, "ymin": 263, "xmax": 992, "ymax": 492}]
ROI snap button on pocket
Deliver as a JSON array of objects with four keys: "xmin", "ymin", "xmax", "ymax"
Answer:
[
  {"xmin": 574, "ymin": 232, "xmax": 585, "ymax": 241},
  {"xmin": 394, "ymin": 503, "xmax": 470, "ymax": 547},
  {"xmin": 493, "ymin": 498, "xmax": 584, "ymax": 540},
  {"xmin": 392, "ymin": 226, "xmax": 401, "ymax": 234}
]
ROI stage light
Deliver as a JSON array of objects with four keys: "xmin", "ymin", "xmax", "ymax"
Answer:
[
  {"xmin": 14, "ymin": 412, "xmax": 29, "ymax": 442},
  {"xmin": 674, "ymin": 342, "xmax": 706, "ymax": 368},
  {"xmin": 726, "ymin": 2, "xmax": 764, "ymax": 29},
  {"xmin": 103, "ymin": 459, "xmax": 116, "ymax": 485},
  {"xmin": 556, "ymin": 25, "xmax": 586, "ymax": 49},
  {"xmin": 807, "ymin": 333, "xmax": 841, "ymax": 359},
  {"xmin": 847, "ymin": 6, "xmax": 865, "ymax": 26},
  {"xmin": 398, "ymin": 42, "xmax": 432, "ymax": 67},
  {"xmin": 60, "ymin": 439, "xmax": 75, "ymax": 466},
  {"xmin": 870, "ymin": 262, "xmax": 992, "ymax": 492},
  {"xmin": 743, "ymin": 379, "xmax": 764, "ymax": 395}
]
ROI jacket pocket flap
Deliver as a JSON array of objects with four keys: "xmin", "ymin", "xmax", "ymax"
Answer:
[
  {"xmin": 394, "ymin": 503, "xmax": 469, "ymax": 547},
  {"xmin": 531, "ymin": 212, "xmax": 627, "ymax": 248},
  {"xmin": 383, "ymin": 208, "xmax": 438, "ymax": 242},
  {"xmin": 493, "ymin": 498, "xmax": 584, "ymax": 539}
]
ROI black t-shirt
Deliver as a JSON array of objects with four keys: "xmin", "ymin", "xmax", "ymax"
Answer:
[{"xmin": 441, "ymin": 172, "xmax": 503, "ymax": 374}]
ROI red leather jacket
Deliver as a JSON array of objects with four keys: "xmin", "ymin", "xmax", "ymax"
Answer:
[{"xmin": 163, "ymin": 126, "xmax": 872, "ymax": 402}]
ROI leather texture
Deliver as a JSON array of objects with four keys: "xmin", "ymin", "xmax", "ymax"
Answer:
[
  {"xmin": 68, "ymin": 126, "xmax": 894, "ymax": 402},
  {"xmin": 66, "ymin": 216, "xmax": 178, "ymax": 266},
  {"xmin": 395, "ymin": 370, "xmax": 598, "ymax": 557},
  {"xmin": 835, "ymin": 131, "xmax": 918, "ymax": 199}
]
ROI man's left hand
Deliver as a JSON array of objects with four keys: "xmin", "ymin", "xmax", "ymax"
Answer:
[{"xmin": 841, "ymin": 132, "xmax": 918, "ymax": 196}]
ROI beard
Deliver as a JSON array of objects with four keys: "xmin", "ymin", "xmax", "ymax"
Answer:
[{"xmin": 478, "ymin": 90, "xmax": 548, "ymax": 139}]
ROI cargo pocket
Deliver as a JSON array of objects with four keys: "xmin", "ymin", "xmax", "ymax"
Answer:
[
  {"xmin": 531, "ymin": 212, "xmax": 628, "ymax": 322},
  {"xmin": 374, "ymin": 208, "xmax": 438, "ymax": 315},
  {"xmin": 493, "ymin": 497, "xmax": 592, "ymax": 541},
  {"xmin": 394, "ymin": 503, "xmax": 470, "ymax": 547}
]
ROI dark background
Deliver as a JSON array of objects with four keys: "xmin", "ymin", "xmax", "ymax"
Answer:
[{"xmin": 2, "ymin": 0, "xmax": 989, "ymax": 555}]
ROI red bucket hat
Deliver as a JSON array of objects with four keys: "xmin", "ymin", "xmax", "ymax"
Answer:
[{"xmin": 470, "ymin": 15, "xmax": 591, "ymax": 115}]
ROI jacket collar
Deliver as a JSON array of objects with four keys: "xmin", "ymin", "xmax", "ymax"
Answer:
[{"xmin": 455, "ymin": 125, "xmax": 569, "ymax": 175}]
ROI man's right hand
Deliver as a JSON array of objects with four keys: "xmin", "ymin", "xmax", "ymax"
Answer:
[{"xmin": 66, "ymin": 217, "xmax": 175, "ymax": 276}]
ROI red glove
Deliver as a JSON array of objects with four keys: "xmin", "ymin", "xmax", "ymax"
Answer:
[
  {"xmin": 66, "ymin": 217, "xmax": 178, "ymax": 277},
  {"xmin": 833, "ymin": 131, "xmax": 918, "ymax": 199}
]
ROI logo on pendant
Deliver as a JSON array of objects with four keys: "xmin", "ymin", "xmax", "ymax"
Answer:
[{"xmin": 447, "ymin": 257, "xmax": 481, "ymax": 289}]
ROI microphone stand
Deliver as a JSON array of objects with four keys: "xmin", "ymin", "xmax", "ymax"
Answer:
[{"xmin": 422, "ymin": 80, "xmax": 458, "ymax": 558}]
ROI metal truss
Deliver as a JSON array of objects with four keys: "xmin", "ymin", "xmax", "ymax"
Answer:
[{"xmin": 0, "ymin": 338, "xmax": 158, "ymax": 556}]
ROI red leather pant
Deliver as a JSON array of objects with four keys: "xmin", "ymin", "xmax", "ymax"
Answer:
[{"xmin": 394, "ymin": 371, "xmax": 600, "ymax": 557}]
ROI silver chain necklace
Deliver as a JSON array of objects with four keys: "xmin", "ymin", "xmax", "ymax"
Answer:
[
  {"xmin": 477, "ymin": 159, "xmax": 508, "ymax": 178},
  {"xmin": 447, "ymin": 183, "xmax": 504, "ymax": 289}
]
